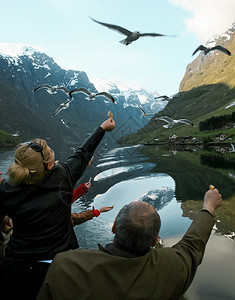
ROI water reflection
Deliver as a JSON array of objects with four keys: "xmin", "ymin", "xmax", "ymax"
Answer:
[
  {"xmin": 139, "ymin": 145, "xmax": 235, "ymax": 200},
  {"xmin": 96, "ymin": 159, "xmax": 127, "ymax": 168},
  {"xmin": 139, "ymin": 187, "xmax": 174, "ymax": 210},
  {"xmin": 200, "ymin": 154, "xmax": 235, "ymax": 170},
  {"xmin": 0, "ymin": 148, "xmax": 15, "ymax": 177},
  {"xmin": 164, "ymin": 232, "xmax": 235, "ymax": 300},
  {"xmin": 94, "ymin": 165, "xmax": 145, "ymax": 181},
  {"xmin": 74, "ymin": 173, "xmax": 191, "ymax": 248}
]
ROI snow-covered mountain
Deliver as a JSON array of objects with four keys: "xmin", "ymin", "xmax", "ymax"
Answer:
[
  {"xmin": 206, "ymin": 23, "xmax": 235, "ymax": 48},
  {"xmin": 91, "ymin": 77, "xmax": 167, "ymax": 113},
  {"xmin": 0, "ymin": 43, "xmax": 165, "ymax": 151}
]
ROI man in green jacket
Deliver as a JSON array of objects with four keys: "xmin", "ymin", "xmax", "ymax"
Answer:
[{"xmin": 37, "ymin": 187, "xmax": 222, "ymax": 300}]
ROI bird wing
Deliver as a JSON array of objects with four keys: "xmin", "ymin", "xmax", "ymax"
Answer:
[
  {"xmin": 63, "ymin": 98, "xmax": 73, "ymax": 105},
  {"xmin": 212, "ymin": 45, "xmax": 232, "ymax": 56},
  {"xmin": 52, "ymin": 105, "xmax": 63, "ymax": 117},
  {"xmin": 154, "ymin": 116, "xmax": 174, "ymax": 123},
  {"xmin": 96, "ymin": 92, "xmax": 116, "ymax": 103},
  {"xmin": 177, "ymin": 119, "xmax": 194, "ymax": 126},
  {"xmin": 33, "ymin": 84, "xmax": 53, "ymax": 92},
  {"xmin": 56, "ymin": 86, "xmax": 70, "ymax": 93},
  {"xmin": 138, "ymin": 106, "xmax": 146, "ymax": 114},
  {"xmin": 140, "ymin": 33, "xmax": 175, "ymax": 37},
  {"xmin": 154, "ymin": 95, "xmax": 169, "ymax": 99},
  {"xmin": 90, "ymin": 17, "xmax": 132, "ymax": 36},
  {"xmin": 52, "ymin": 99, "xmax": 72, "ymax": 117},
  {"xmin": 69, "ymin": 88, "xmax": 91, "ymax": 97},
  {"xmin": 192, "ymin": 45, "xmax": 207, "ymax": 56}
]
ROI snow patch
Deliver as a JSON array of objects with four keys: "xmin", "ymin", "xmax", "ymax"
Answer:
[{"xmin": 0, "ymin": 42, "xmax": 45, "ymax": 58}]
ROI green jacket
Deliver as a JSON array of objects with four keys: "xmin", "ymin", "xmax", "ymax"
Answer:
[{"xmin": 37, "ymin": 210, "xmax": 215, "ymax": 300}]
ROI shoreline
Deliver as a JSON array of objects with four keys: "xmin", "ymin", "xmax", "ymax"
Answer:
[{"xmin": 142, "ymin": 142, "xmax": 234, "ymax": 146}]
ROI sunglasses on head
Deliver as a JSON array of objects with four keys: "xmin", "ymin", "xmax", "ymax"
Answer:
[{"xmin": 27, "ymin": 142, "xmax": 44, "ymax": 158}]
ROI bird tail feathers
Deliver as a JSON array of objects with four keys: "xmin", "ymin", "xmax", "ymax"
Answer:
[{"xmin": 119, "ymin": 38, "xmax": 128, "ymax": 45}]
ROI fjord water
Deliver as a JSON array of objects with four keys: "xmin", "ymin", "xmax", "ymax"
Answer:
[{"xmin": 1, "ymin": 145, "xmax": 235, "ymax": 299}]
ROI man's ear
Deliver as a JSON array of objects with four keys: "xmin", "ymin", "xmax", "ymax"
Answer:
[
  {"xmin": 152, "ymin": 235, "xmax": 159, "ymax": 246},
  {"xmin": 46, "ymin": 161, "xmax": 54, "ymax": 171},
  {"xmin": 112, "ymin": 221, "xmax": 116, "ymax": 234}
]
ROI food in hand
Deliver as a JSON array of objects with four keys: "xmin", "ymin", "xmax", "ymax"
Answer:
[
  {"xmin": 108, "ymin": 111, "xmax": 113, "ymax": 119},
  {"xmin": 209, "ymin": 185, "xmax": 215, "ymax": 190}
]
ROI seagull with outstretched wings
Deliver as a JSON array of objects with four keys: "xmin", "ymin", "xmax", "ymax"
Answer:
[
  {"xmin": 90, "ymin": 17, "xmax": 176, "ymax": 45},
  {"xmin": 154, "ymin": 95, "xmax": 170, "ymax": 100},
  {"xmin": 154, "ymin": 116, "xmax": 195, "ymax": 128},
  {"xmin": 69, "ymin": 87, "xmax": 115, "ymax": 103},
  {"xmin": 154, "ymin": 93, "xmax": 182, "ymax": 100},
  {"xmin": 192, "ymin": 45, "xmax": 232, "ymax": 56},
  {"xmin": 33, "ymin": 84, "xmax": 71, "ymax": 97}
]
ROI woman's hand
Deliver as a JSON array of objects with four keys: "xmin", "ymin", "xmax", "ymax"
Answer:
[
  {"xmin": 84, "ymin": 181, "xmax": 91, "ymax": 189},
  {"xmin": 99, "ymin": 206, "xmax": 114, "ymax": 213},
  {"xmin": 100, "ymin": 118, "xmax": 115, "ymax": 131}
]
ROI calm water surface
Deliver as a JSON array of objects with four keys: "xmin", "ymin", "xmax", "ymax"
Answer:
[{"xmin": 1, "ymin": 144, "xmax": 235, "ymax": 299}]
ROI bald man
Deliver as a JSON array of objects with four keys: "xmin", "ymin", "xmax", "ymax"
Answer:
[{"xmin": 37, "ymin": 188, "xmax": 222, "ymax": 300}]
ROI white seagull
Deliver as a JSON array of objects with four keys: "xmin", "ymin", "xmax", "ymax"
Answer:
[
  {"xmin": 11, "ymin": 131, "xmax": 20, "ymax": 137},
  {"xmin": 225, "ymin": 100, "xmax": 235, "ymax": 110},
  {"xmin": 154, "ymin": 93, "xmax": 181, "ymax": 100},
  {"xmin": 69, "ymin": 87, "xmax": 115, "ymax": 103},
  {"xmin": 52, "ymin": 98, "xmax": 74, "ymax": 117},
  {"xmin": 138, "ymin": 106, "xmax": 154, "ymax": 117},
  {"xmin": 192, "ymin": 45, "xmax": 232, "ymax": 56},
  {"xmin": 229, "ymin": 143, "xmax": 235, "ymax": 153},
  {"xmin": 33, "ymin": 84, "xmax": 71, "ymax": 98},
  {"xmin": 154, "ymin": 116, "xmax": 195, "ymax": 128},
  {"xmin": 90, "ymin": 17, "xmax": 176, "ymax": 45}
]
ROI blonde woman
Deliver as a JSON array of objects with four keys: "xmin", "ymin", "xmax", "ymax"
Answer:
[{"xmin": 0, "ymin": 117, "xmax": 115, "ymax": 300}]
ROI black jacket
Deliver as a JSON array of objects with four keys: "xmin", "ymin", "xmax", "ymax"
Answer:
[{"xmin": 0, "ymin": 127, "xmax": 105, "ymax": 261}]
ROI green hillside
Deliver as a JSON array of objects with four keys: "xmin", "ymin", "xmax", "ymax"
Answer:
[
  {"xmin": 120, "ymin": 83, "xmax": 235, "ymax": 145},
  {"xmin": 0, "ymin": 129, "xmax": 21, "ymax": 147}
]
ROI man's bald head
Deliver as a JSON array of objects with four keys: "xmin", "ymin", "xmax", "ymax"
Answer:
[{"xmin": 113, "ymin": 201, "xmax": 161, "ymax": 254}]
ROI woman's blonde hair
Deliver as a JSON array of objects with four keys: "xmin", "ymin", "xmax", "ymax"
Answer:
[{"xmin": 8, "ymin": 138, "xmax": 54, "ymax": 185}]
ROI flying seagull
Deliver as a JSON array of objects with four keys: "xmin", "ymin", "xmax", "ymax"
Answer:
[
  {"xmin": 229, "ymin": 143, "xmax": 235, "ymax": 153},
  {"xmin": 11, "ymin": 131, "xmax": 20, "ymax": 137},
  {"xmin": 154, "ymin": 116, "xmax": 195, "ymax": 128},
  {"xmin": 154, "ymin": 93, "xmax": 181, "ymax": 100},
  {"xmin": 154, "ymin": 95, "xmax": 170, "ymax": 100},
  {"xmin": 33, "ymin": 84, "xmax": 72, "ymax": 98},
  {"xmin": 69, "ymin": 87, "xmax": 115, "ymax": 103},
  {"xmin": 225, "ymin": 100, "xmax": 235, "ymax": 110},
  {"xmin": 52, "ymin": 98, "xmax": 74, "ymax": 117},
  {"xmin": 192, "ymin": 45, "xmax": 232, "ymax": 56},
  {"xmin": 90, "ymin": 17, "xmax": 176, "ymax": 45},
  {"xmin": 138, "ymin": 106, "xmax": 154, "ymax": 117}
]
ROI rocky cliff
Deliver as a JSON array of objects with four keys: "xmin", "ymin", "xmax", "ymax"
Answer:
[{"xmin": 180, "ymin": 23, "xmax": 235, "ymax": 91}]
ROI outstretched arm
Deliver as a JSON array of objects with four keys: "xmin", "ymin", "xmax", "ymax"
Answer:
[
  {"xmin": 172, "ymin": 187, "xmax": 222, "ymax": 294},
  {"xmin": 71, "ymin": 206, "xmax": 114, "ymax": 226},
  {"xmin": 64, "ymin": 118, "xmax": 115, "ymax": 186}
]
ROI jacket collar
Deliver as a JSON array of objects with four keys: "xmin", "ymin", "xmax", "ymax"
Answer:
[{"xmin": 98, "ymin": 243, "xmax": 149, "ymax": 258}]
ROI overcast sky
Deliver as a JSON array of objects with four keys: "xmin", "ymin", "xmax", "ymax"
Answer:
[{"xmin": 0, "ymin": 0, "xmax": 234, "ymax": 95}]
